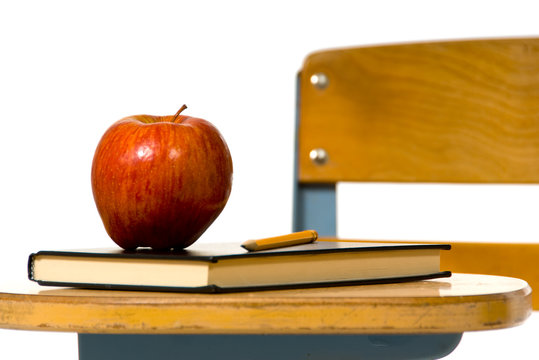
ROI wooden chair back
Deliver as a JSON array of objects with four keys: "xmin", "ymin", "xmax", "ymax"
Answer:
[
  {"xmin": 294, "ymin": 38, "xmax": 539, "ymax": 308},
  {"xmin": 298, "ymin": 38, "xmax": 539, "ymax": 184}
]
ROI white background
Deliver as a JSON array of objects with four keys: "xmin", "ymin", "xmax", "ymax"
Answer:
[{"xmin": 1, "ymin": 0, "xmax": 538, "ymax": 358}]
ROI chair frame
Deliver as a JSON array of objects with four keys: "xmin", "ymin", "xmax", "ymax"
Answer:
[{"xmin": 292, "ymin": 38, "xmax": 539, "ymax": 310}]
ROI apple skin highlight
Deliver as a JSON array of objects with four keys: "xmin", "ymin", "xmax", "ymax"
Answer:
[{"xmin": 91, "ymin": 106, "xmax": 233, "ymax": 250}]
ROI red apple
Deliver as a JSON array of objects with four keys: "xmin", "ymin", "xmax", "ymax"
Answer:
[{"xmin": 91, "ymin": 105, "xmax": 233, "ymax": 250}]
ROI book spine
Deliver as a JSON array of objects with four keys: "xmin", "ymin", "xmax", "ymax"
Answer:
[{"xmin": 27, "ymin": 254, "xmax": 36, "ymax": 281}]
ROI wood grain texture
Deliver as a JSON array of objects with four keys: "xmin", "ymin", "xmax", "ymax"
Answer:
[
  {"xmin": 327, "ymin": 239, "xmax": 539, "ymax": 310},
  {"xmin": 0, "ymin": 274, "xmax": 531, "ymax": 334},
  {"xmin": 441, "ymin": 242, "xmax": 539, "ymax": 310},
  {"xmin": 298, "ymin": 38, "xmax": 539, "ymax": 183}
]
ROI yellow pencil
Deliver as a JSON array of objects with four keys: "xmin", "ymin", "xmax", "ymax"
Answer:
[{"xmin": 241, "ymin": 230, "xmax": 318, "ymax": 251}]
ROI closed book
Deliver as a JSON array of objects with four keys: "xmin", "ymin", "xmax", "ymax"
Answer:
[{"xmin": 28, "ymin": 240, "xmax": 451, "ymax": 293}]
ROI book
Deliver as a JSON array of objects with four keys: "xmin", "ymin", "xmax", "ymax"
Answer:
[{"xmin": 28, "ymin": 240, "xmax": 451, "ymax": 293}]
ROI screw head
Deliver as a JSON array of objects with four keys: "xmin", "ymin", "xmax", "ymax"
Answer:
[
  {"xmin": 309, "ymin": 148, "xmax": 328, "ymax": 165},
  {"xmin": 310, "ymin": 73, "xmax": 329, "ymax": 90}
]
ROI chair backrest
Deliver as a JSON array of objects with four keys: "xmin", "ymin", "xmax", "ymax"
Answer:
[{"xmin": 293, "ymin": 38, "xmax": 539, "ymax": 235}]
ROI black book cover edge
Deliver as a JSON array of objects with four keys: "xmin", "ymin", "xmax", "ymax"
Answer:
[
  {"xmin": 31, "ymin": 271, "xmax": 452, "ymax": 293},
  {"xmin": 28, "ymin": 242, "xmax": 452, "ymax": 263}
]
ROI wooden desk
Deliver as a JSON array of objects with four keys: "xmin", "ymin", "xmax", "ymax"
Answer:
[{"xmin": 0, "ymin": 274, "xmax": 532, "ymax": 360}]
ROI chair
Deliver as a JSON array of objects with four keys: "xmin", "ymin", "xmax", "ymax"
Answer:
[
  {"xmin": 0, "ymin": 38, "xmax": 534, "ymax": 360},
  {"xmin": 293, "ymin": 37, "xmax": 539, "ymax": 309}
]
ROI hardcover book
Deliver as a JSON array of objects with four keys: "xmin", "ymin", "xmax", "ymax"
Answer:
[{"xmin": 28, "ymin": 240, "xmax": 451, "ymax": 293}]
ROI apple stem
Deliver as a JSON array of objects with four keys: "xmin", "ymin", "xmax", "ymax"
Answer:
[{"xmin": 172, "ymin": 104, "xmax": 188, "ymax": 122}]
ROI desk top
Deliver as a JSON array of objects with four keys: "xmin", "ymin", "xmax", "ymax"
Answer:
[{"xmin": 0, "ymin": 274, "xmax": 531, "ymax": 335}]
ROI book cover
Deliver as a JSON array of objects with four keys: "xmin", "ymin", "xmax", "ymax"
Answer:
[{"xmin": 28, "ymin": 241, "xmax": 451, "ymax": 293}]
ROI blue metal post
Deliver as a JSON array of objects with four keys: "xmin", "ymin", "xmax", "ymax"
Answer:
[
  {"xmin": 79, "ymin": 333, "xmax": 462, "ymax": 360},
  {"xmin": 292, "ymin": 72, "xmax": 337, "ymax": 236}
]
